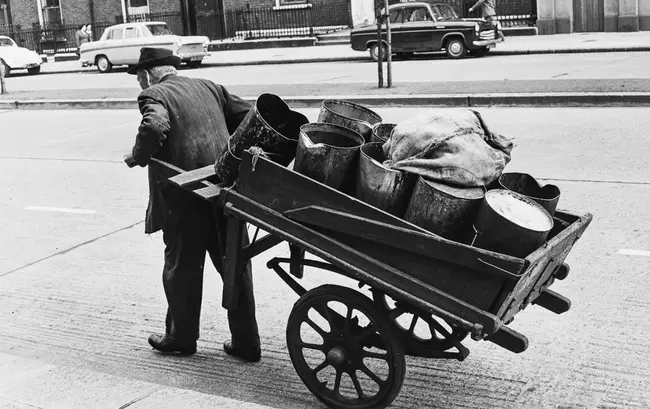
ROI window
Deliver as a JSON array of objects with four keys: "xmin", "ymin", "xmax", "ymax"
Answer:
[
  {"xmin": 279, "ymin": 0, "xmax": 307, "ymax": 5},
  {"xmin": 403, "ymin": 7, "xmax": 432, "ymax": 23},
  {"xmin": 41, "ymin": 0, "xmax": 62, "ymax": 25},
  {"xmin": 0, "ymin": 0, "xmax": 8, "ymax": 26},
  {"xmin": 145, "ymin": 23, "xmax": 172, "ymax": 36},
  {"xmin": 129, "ymin": 0, "xmax": 147, "ymax": 7},
  {"xmin": 389, "ymin": 9, "xmax": 403, "ymax": 24},
  {"xmin": 107, "ymin": 28, "xmax": 124, "ymax": 40},
  {"xmin": 124, "ymin": 26, "xmax": 139, "ymax": 39},
  {"xmin": 274, "ymin": 0, "xmax": 310, "ymax": 10}
]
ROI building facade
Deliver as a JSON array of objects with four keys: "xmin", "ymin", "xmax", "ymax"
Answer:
[{"xmin": 537, "ymin": 0, "xmax": 650, "ymax": 32}]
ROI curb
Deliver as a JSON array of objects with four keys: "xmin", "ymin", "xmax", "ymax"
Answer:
[
  {"xmin": 2, "ymin": 93, "xmax": 650, "ymax": 110},
  {"xmin": 37, "ymin": 46, "xmax": 650, "ymax": 76}
]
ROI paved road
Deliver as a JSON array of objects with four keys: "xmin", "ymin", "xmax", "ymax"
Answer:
[
  {"xmin": 1, "ymin": 52, "xmax": 649, "ymax": 101},
  {"xmin": 0, "ymin": 107, "xmax": 649, "ymax": 409}
]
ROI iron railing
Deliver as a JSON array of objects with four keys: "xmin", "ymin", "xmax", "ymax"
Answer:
[{"xmin": 0, "ymin": 21, "xmax": 113, "ymax": 54}]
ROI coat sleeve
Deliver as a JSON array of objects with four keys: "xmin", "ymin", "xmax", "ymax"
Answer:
[
  {"xmin": 217, "ymin": 84, "xmax": 252, "ymax": 134},
  {"xmin": 131, "ymin": 92, "xmax": 171, "ymax": 167}
]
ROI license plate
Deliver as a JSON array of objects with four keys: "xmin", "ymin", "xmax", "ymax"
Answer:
[{"xmin": 190, "ymin": 56, "xmax": 202, "ymax": 61}]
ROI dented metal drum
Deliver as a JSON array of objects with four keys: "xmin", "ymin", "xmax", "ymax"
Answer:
[
  {"xmin": 404, "ymin": 177, "xmax": 485, "ymax": 243},
  {"xmin": 371, "ymin": 123, "xmax": 396, "ymax": 144},
  {"xmin": 294, "ymin": 123, "xmax": 365, "ymax": 192},
  {"xmin": 498, "ymin": 172, "xmax": 561, "ymax": 217},
  {"xmin": 215, "ymin": 93, "xmax": 309, "ymax": 185},
  {"xmin": 318, "ymin": 99, "xmax": 382, "ymax": 142},
  {"xmin": 356, "ymin": 142, "xmax": 416, "ymax": 217},
  {"xmin": 472, "ymin": 189, "xmax": 554, "ymax": 258}
]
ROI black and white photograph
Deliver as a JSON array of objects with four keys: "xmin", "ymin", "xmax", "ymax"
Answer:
[{"xmin": 0, "ymin": 0, "xmax": 648, "ymax": 408}]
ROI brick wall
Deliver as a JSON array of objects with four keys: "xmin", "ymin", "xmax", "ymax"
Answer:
[
  {"xmin": 9, "ymin": 0, "xmax": 39, "ymax": 27},
  {"xmin": 223, "ymin": 0, "xmax": 351, "ymax": 26},
  {"xmin": 149, "ymin": 0, "xmax": 181, "ymax": 14},
  {"xmin": 61, "ymin": 0, "xmax": 91, "ymax": 25},
  {"xmin": 93, "ymin": 0, "xmax": 123, "ymax": 23}
]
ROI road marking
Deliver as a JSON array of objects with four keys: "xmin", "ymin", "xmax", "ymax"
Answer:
[
  {"xmin": 25, "ymin": 206, "xmax": 96, "ymax": 215},
  {"xmin": 618, "ymin": 249, "xmax": 650, "ymax": 257}
]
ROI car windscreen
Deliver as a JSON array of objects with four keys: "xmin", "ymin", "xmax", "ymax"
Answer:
[
  {"xmin": 145, "ymin": 24, "xmax": 173, "ymax": 36},
  {"xmin": 0, "ymin": 38, "xmax": 15, "ymax": 47}
]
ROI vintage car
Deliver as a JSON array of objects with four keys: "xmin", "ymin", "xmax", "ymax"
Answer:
[
  {"xmin": 350, "ymin": 2, "xmax": 503, "ymax": 60},
  {"xmin": 0, "ymin": 36, "xmax": 43, "ymax": 76},
  {"xmin": 79, "ymin": 22, "xmax": 210, "ymax": 73}
]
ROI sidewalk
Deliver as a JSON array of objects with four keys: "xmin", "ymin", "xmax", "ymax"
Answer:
[{"xmin": 40, "ymin": 31, "xmax": 650, "ymax": 75}]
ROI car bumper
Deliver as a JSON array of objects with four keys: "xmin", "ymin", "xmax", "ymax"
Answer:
[
  {"xmin": 180, "ymin": 51, "xmax": 210, "ymax": 62},
  {"xmin": 473, "ymin": 38, "xmax": 504, "ymax": 47},
  {"xmin": 80, "ymin": 59, "xmax": 90, "ymax": 67},
  {"xmin": 10, "ymin": 61, "xmax": 41, "ymax": 70}
]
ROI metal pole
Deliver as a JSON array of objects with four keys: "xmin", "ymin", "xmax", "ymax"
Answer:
[
  {"xmin": 384, "ymin": 0, "xmax": 392, "ymax": 88},
  {"xmin": 375, "ymin": 0, "xmax": 383, "ymax": 88},
  {"xmin": 0, "ymin": 60, "xmax": 6, "ymax": 94}
]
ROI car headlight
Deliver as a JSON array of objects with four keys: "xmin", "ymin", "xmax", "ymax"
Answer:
[{"xmin": 474, "ymin": 23, "xmax": 480, "ymax": 32}]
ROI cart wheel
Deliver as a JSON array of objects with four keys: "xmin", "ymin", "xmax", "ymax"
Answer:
[
  {"xmin": 287, "ymin": 285, "xmax": 406, "ymax": 409},
  {"xmin": 371, "ymin": 291, "xmax": 469, "ymax": 355}
]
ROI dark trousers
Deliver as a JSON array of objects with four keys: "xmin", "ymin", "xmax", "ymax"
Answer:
[{"xmin": 161, "ymin": 197, "xmax": 259, "ymax": 348}]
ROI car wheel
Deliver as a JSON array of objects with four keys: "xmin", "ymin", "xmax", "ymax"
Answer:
[
  {"xmin": 187, "ymin": 60, "xmax": 202, "ymax": 69},
  {"xmin": 96, "ymin": 55, "xmax": 113, "ymax": 73},
  {"xmin": 28, "ymin": 66, "xmax": 41, "ymax": 75},
  {"xmin": 1, "ymin": 60, "xmax": 10, "ymax": 77},
  {"xmin": 445, "ymin": 38, "xmax": 467, "ymax": 59},
  {"xmin": 471, "ymin": 47, "xmax": 490, "ymax": 57},
  {"xmin": 369, "ymin": 42, "xmax": 388, "ymax": 62}
]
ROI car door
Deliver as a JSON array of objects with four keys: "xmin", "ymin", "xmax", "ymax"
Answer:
[
  {"xmin": 399, "ymin": 6, "xmax": 436, "ymax": 52},
  {"xmin": 106, "ymin": 27, "xmax": 125, "ymax": 64},
  {"xmin": 386, "ymin": 8, "xmax": 405, "ymax": 53},
  {"xmin": 121, "ymin": 26, "xmax": 143, "ymax": 65},
  {"xmin": 429, "ymin": 4, "xmax": 456, "ymax": 50}
]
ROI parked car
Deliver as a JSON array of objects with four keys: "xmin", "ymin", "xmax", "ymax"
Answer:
[
  {"xmin": 0, "ymin": 36, "xmax": 43, "ymax": 76},
  {"xmin": 350, "ymin": 2, "xmax": 503, "ymax": 60},
  {"xmin": 79, "ymin": 22, "xmax": 210, "ymax": 73}
]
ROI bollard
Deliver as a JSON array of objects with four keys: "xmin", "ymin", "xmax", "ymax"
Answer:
[{"xmin": 0, "ymin": 60, "xmax": 6, "ymax": 94}]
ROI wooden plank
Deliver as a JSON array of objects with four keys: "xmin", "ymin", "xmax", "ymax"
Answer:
[
  {"xmin": 222, "ymin": 191, "xmax": 501, "ymax": 336},
  {"xmin": 168, "ymin": 165, "xmax": 218, "ymax": 187},
  {"xmin": 193, "ymin": 185, "xmax": 223, "ymax": 201},
  {"xmin": 485, "ymin": 326, "xmax": 529, "ymax": 354},
  {"xmin": 222, "ymin": 216, "xmax": 245, "ymax": 311},
  {"xmin": 532, "ymin": 288, "xmax": 571, "ymax": 314},
  {"xmin": 284, "ymin": 205, "xmax": 525, "ymax": 278}
]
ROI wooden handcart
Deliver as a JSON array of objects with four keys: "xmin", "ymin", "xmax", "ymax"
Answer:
[{"xmin": 150, "ymin": 150, "xmax": 592, "ymax": 409}]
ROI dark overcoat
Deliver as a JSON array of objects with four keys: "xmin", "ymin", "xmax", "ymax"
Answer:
[{"xmin": 130, "ymin": 74, "xmax": 251, "ymax": 233}]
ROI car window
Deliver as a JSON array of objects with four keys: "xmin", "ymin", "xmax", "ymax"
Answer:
[
  {"xmin": 432, "ymin": 4, "xmax": 458, "ymax": 21},
  {"xmin": 403, "ymin": 7, "xmax": 432, "ymax": 23},
  {"xmin": 145, "ymin": 24, "xmax": 173, "ymax": 36},
  {"xmin": 389, "ymin": 9, "xmax": 403, "ymax": 24},
  {"xmin": 108, "ymin": 28, "xmax": 124, "ymax": 40},
  {"xmin": 0, "ymin": 38, "xmax": 16, "ymax": 47},
  {"xmin": 125, "ymin": 27, "xmax": 139, "ymax": 39}
]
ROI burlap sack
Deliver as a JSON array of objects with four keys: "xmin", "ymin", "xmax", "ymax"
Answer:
[{"xmin": 382, "ymin": 109, "xmax": 514, "ymax": 187}]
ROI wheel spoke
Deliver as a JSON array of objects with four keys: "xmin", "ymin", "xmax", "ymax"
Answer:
[
  {"xmin": 312, "ymin": 359, "xmax": 329, "ymax": 375},
  {"xmin": 304, "ymin": 316, "xmax": 328, "ymax": 338},
  {"xmin": 408, "ymin": 315, "xmax": 418, "ymax": 335},
  {"xmin": 298, "ymin": 341, "xmax": 325, "ymax": 351},
  {"xmin": 359, "ymin": 363, "xmax": 385, "ymax": 386},
  {"xmin": 342, "ymin": 305, "xmax": 353, "ymax": 335},
  {"xmin": 333, "ymin": 369, "xmax": 343, "ymax": 394},
  {"xmin": 363, "ymin": 350, "xmax": 388, "ymax": 361},
  {"xmin": 349, "ymin": 370, "xmax": 367, "ymax": 399}
]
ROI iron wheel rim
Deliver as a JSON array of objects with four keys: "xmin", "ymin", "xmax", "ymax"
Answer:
[{"xmin": 287, "ymin": 285, "xmax": 405, "ymax": 409}]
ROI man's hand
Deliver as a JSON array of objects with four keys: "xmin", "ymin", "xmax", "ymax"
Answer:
[{"xmin": 124, "ymin": 153, "xmax": 138, "ymax": 168}]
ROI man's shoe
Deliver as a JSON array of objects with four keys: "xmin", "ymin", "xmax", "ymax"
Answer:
[
  {"xmin": 223, "ymin": 341, "xmax": 261, "ymax": 362},
  {"xmin": 148, "ymin": 333, "xmax": 196, "ymax": 355}
]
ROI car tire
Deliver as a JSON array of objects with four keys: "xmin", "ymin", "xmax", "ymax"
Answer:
[
  {"xmin": 28, "ymin": 66, "xmax": 41, "ymax": 75},
  {"xmin": 187, "ymin": 60, "xmax": 202, "ymax": 69},
  {"xmin": 445, "ymin": 38, "xmax": 467, "ymax": 59},
  {"xmin": 1, "ymin": 60, "xmax": 10, "ymax": 77},
  {"xmin": 96, "ymin": 55, "xmax": 113, "ymax": 73},
  {"xmin": 369, "ymin": 42, "xmax": 388, "ymax": 62}
]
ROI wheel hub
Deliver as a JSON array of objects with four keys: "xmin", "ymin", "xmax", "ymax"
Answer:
[
  {"xmin": 326, "ymin": 346, "xmax": 347, "ymax": 366},
  {"xmin": 450, "ymin": 43, "xmax": 461, "ymax": 54}
]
